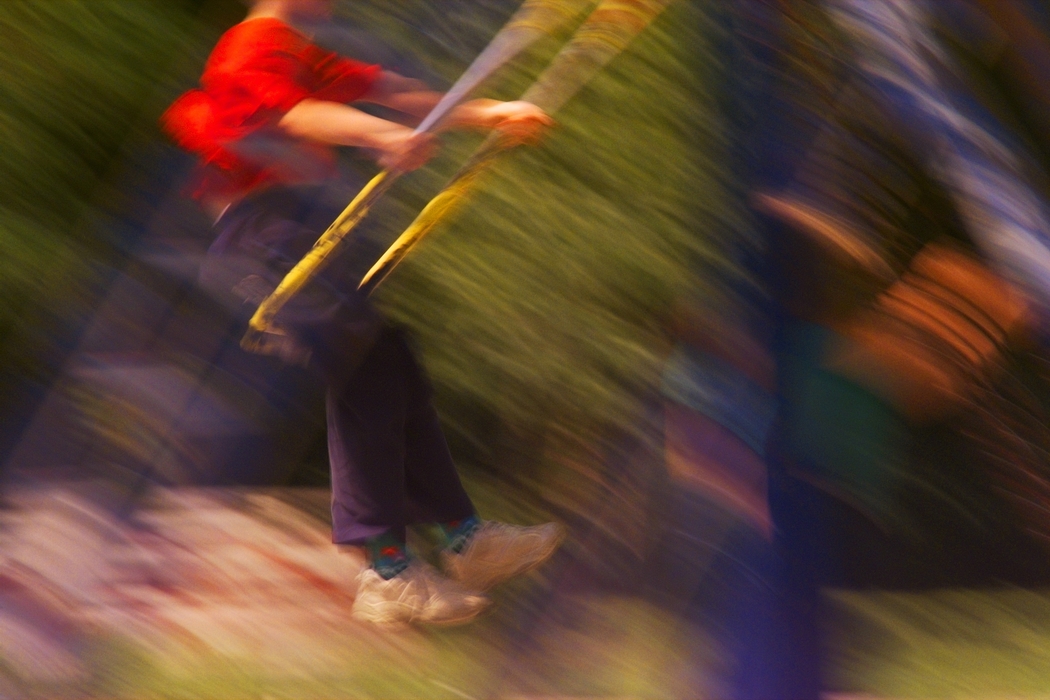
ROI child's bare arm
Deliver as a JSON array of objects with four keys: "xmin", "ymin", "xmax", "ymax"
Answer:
[
  {"xmin": 278, "ymin": 99, "xmax": 435, "ymax": 170},
  {"xmin": 363, "ymin": 71, "xmax": 554, "ymax": 139},
  {"xmin": 360, "ymin": 72, "xmax": 443, "ymax": 119},
  {"xmin": 277, "ymin": 69, "xmax": 554, "ymax": 170}
]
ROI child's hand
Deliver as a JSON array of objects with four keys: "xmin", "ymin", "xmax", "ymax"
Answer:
[
  {"xmin": 453, "ymin": 99, "xmax": 554, "ymax": 144},
  {"xmin": 485, "ymin": 100, "xmax": 554, "ymax": 145},
  {"xmin": 376, "ymin": 129, "xmax": 436, "ymax": 171}
]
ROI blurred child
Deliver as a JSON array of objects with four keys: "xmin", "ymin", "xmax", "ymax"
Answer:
[{"xmin": 162, "ymin": 0, "xmax": 563, "ymax": 627}]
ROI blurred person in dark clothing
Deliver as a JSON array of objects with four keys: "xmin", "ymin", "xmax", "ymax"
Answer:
[{"xmin": 677, "ymin": 0, "xmax": 1050, "ymax": 697}]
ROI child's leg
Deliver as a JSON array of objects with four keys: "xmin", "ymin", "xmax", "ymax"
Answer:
[
  {"xmin": 327, "ymin": 326, "xmax": 414, "ymax": 545},
  {"xmin": 203, "ymin": 189, "xmax": 410, "ymax": 545},
  {"xmin": 327, "ymin": 330, "xmax": 491, "ymax": 626},
  {"xmin": 398, "ymin": 330, "xmax": 476, "ymax": 525},
  {"xmin": 327, "ymin": 325, "xmax": 475, "ymax": 541},
  {"xmin": 328, "ymin": 320, "xmax": 563, "ymax": 595}
]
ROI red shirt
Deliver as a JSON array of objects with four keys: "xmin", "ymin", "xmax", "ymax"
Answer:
[{"xmin": 162, "ymin": 18, "xmax": 380, "ymax": 200}]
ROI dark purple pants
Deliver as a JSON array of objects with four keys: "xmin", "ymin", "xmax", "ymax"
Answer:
[{"xmin": 202, "ymin": 185, "xmax": 475, "ymax": 543}]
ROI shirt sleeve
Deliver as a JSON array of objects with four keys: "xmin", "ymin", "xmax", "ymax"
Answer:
[
  {"xmin": 202, "ymin": 20, "xmax": 314, "ymax": 120},
  {"xmin": 159, "ymin": 18, "xmax": 382, "ymax": 189},
  {"xmin": 202, "ymin": 20, "xmax": 380, "ymax": 124},
  {"xmin": 304, "ymin": 44, "xmax": 382, "ymax": 104},
  {"xmin": 160, "ymin": 88, "xmax": 241, "ymax": 170}
]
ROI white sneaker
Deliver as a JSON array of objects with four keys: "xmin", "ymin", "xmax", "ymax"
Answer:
[
  {"xmin": 441, "ymin": 521, "xmax": 566, "ymax": 591},
  {"xmin": 351, "ymin": 560, "xmax": 490, "ymax": 627}
]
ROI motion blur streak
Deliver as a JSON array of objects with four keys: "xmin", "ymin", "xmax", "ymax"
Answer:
[{"xmin": 4, "ymin": 1, "xmax": 1050, "ymax": 699}]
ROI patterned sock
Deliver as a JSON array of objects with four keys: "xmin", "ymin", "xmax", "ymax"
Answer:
[
  {"xmin": 440, "ymin": 514, "xmax": 481, "ymax": 554},
  {"xmin": 365, "ymin": 531, "xmax": 410, "ymax": 580}
]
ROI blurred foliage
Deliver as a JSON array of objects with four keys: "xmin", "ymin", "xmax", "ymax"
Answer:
[
  {"xmin": 346, "ymin": 0, "xmax": 731, "ymax": 478},
  {"xmin": 0, "ymin": 0, "xmax": 228, "ymax": 389},
  {"xmin": 827, "ymin": 588, "xmax": 1050, "ymax": 697}
]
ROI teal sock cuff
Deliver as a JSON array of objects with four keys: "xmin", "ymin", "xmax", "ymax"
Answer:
[
  {"xmin": 440, "ymin": 514, "xmax": 481, "ymax": 554},
  {"xmin": 366, "ymin": 531, "xmax": 410, "ymax": 580}
]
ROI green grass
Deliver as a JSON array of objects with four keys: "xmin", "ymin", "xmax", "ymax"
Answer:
[
  {"xmin": 12, "ymin": 475, "xmax": 714, "ymax": 700},
  {"xmin": 9, "ymin": 475, "xmax": 1050, "ymax": 699},
  {"xmin": 828, "ymin": 588, "xmax": 1050, "ymax": 698}
]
